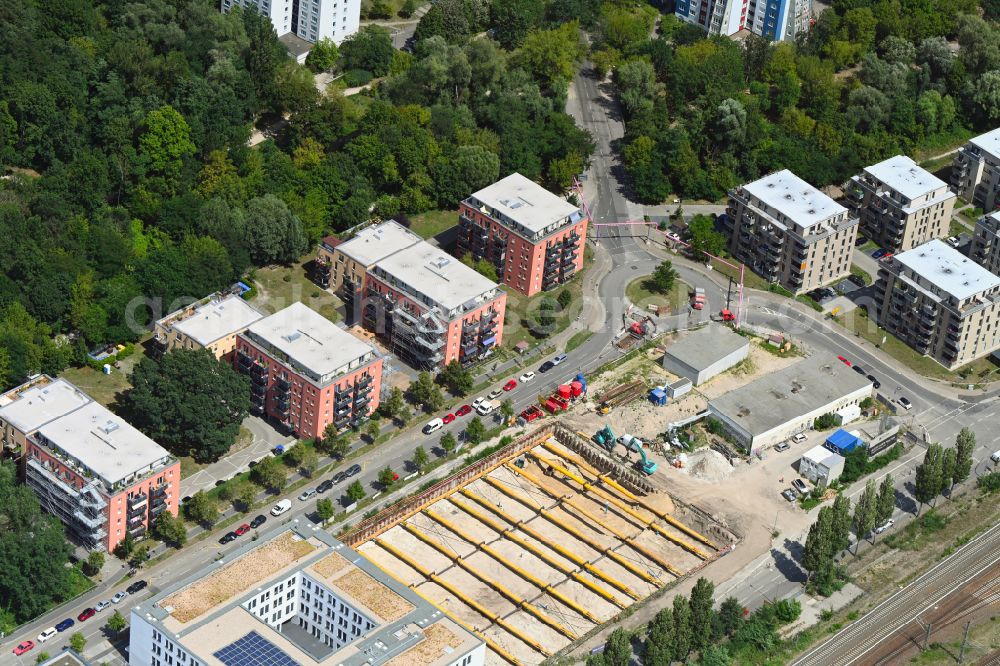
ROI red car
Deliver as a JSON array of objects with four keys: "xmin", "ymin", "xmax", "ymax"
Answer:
[
  {"xmin": 12, "ymin": 640, "xmax": 34, "ymax": 656},
  {"xmin": 77, "ymin": 608, "xmax": 96, "ymax": 622},
  {"xmin": 455, "ymin": 404, "xmax": 472, "ymax": 417},
  {"xmin": 503, "ymin": 379, "xmax": 517, "ymax": 391},
  {"xmin": 837, "ymin": 356, "xmax": 851, "ymax": 366},
  {"xmin": 442, "ymin": 413, "xmax": 456, "ymax": 425},
  {"xmin": 235, "ymin": 523, "xmax": 251, "ymax": 536}
]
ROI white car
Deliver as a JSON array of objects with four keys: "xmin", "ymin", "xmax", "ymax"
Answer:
[
  {"xmin": 551, "ymin": 353, "xmax": 568, "ymax": 366},
  {"xmin": 472, "ymin": 397, "xmax": 486, "ymax": 410},
  {"xmin": 487, "ymin": 388, "xmax": 503, "ymax": 400},
  {"xmin": 422, "ymin": 418, "xmax": 443, "ymax": 435},
  {"xmin": 792, "ymin": 433, "xmax": 807, "ymax": 444},
  {"xmin": 898, "ymin": 396, "xmax": 912, "ymax": 410},
  {"xmin": 874, "ymin": 519, "xmax": 895, "ymax": 534},
  {"xmin": 946, "ymin": 236, "xmax": 960, "ymax": 247},
  {"xmin": 111, "ymin": 591, "xmax": 128, "ymax": 604},
  {"xmin": 37, "ymin": 628, "xmax": 57, "ymax": 643},
  {"xmin": 95, "ymin": 599, "xmax": 111, "ymax": 612},
  {"xmin": 519, "ymin": 371, "xmax": 536, "ymax": 383},
  {"xmin": 271, "ymin": 499, "xmax": 292, "ymax": 516}
]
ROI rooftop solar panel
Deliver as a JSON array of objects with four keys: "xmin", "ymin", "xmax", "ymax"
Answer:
[{"xmin": 213, "ymin": 630, "xmax": 302, "ymax": 666}]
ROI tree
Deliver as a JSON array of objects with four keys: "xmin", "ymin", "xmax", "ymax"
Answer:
[
  {"xmin": 953, "ymin": 428, "xmax": 975, "ymax": 491},
  {"xmin": 152, "ymin": 511, "xmax": 188, "ymax": 547},
  {"xmin": 914, "ymin": 443, "xmax": 944, "ymax": 512},
  {"xmin": 305, "ymin": 38, "xmax": 339, "ymax": 73},
  {"xmin": 500, "ymin": 399, "xmax": 515, "ymax": 423},
  {"xmin": 379, "ymin": 466, "xmax": 397, "ymax": 488},
  {"xmin": 347, "ymin": 480, "xmax": 366, "ymax": 503},
  {"xmin": 341, "ymin": 26, "xmax": 395, "ymax": 77},
  {"xmin": 614, "ymin": 59, "xmax": 657, "ymax": 118},
  {"xmin": 184, "ymin": 492, "xmax": 219, "ymax": 527},
  {"xmin": 830, "ymin": 494, "xmax": 852, "ymax": 555},
  {"xmin": 650, "ymin": 260, "xmax": 678, "ymax": 294},
  {"xmin": 138, "ymin": 105, "xmax": 196, "ymax": 193},
  {"xmin": 852, "ymin": 478, "xmax": 878, "ymax": 548},
  {"xmin": 316, "ymin": 498, "xmax": 335, "ymax": 524},
  {"xmin": 601, "ymin": 627, "xmax": 632, "ymax": 666},
  {"xmin": 688, "ymin": 577, "xmax": 715, "ymax": 651},
  {"xmin": 489, "ymin": 0, "xmax": 544, "ymax": 49},
  {"xmin": 439, "ymin": 360, "xmax": 474, "ymax": 395},
  {"xmin": 440, "ymin": 431, "xmax": 457, "ymax": 453},
  {"xmin": 717, "ymin": 596, "xmax": 744, "ymax": 637},
  {"xmin": 244, "ymin": 8, "xmax": 285, "ymax": 108},
  {"xmin": 686, "ymin": 215, "xmax": 727, "ymax": 261},
  {"xmin": 466, "ymin": 416, "xmax": 486, "ymax": 446},
  {"xmin": 940, "ymin": 448, "xmax": 957, "ymax": 497},
  {"xmin": 237, "ymin": 483, "xmax": 258, "ymax": 511},
  {"xmin": 514, "ymin": 22, "xmax": 585, "ymax": 90},
  {"xmin": 251, "ymin": 457, "xmax": 288, "ymax": 491},
  {"xmin": 364, "ymin": 420, "xmax": 381, "ymax": 444},
  {"xmin": 557, "ymin": 289, "xmax": 573, "ymax": 309},
  {"xmin": 802, "ymin": 506, "xmax": 833, "ymax": 581},
  {"xmin": 106, "ymin": 609, "xmax": 127, "ymax": 633},
  {"xmin": 322, "ymin": 424, "xmax": 351, "ymax": 458},
  {"xmin": 85, "ymin": 550, "xmax": 106, "ymax": 577},
  {"xmin": 644, "ymin": 606, "xmax": 674, "ymax": 664},
  {"xmin": 875, "ymin": 474, "xmax": 896, "ymax": 530},
  {"xmin": 69, "ymin": 631, "xmax": 86, "ymax": 653},
  {"xmin": 120, "ymin": 349, "xmax": 250, "ymax": 464},
  {"xmin": 408, "ymin": 371, "xmax": 445, "ymax": 411},
  {"xmin": 413, "ymin": 445, "xmax": 429, "ymax": 470},
  {"xmin": 671, "ymin": 593, "xmax": 692, "ymax": 661},
  {"xmin": 244, "ymin": 194, "xmax": 308, "ymax": 265},
  {"xmin": 114, "ymin": 531, "xmax": 136, "ymax": 559},
  {"xmin": 378, "ymin": 387, "xmax": 405, "ymax": 420},
  {"xmin": 700, "ymin": 645, "xmax": 733, "ymax": 666}
]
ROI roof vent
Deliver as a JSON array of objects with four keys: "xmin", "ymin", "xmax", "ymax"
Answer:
[
  {"xmin": 100, "ymin": 421, "xmax": 119, "ymax": 435},
  {"xmin": 284, "ymin": 331, "xmax": 301, "ymax": 343}
]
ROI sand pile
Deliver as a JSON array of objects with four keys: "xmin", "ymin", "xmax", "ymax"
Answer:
[{"xmin": 684, "ymin": 449, "xmax": 734, "ymax": 482}]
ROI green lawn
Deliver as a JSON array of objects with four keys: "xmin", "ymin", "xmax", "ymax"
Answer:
[
  {"xmin": 408, "ymin": 209, "xmax": 457, "ymax": 240},
  {"xmin": 252, "ymin": 257, "xmax": 343, "ymax": 321},
  {"xmin": 501, "ymin": 277, "xmax": 584, "ymax": 350},
  {"xmin": 60, "ymin": 343, "xmax": 147, "ymax": 407},
  {"xmin": 850, "ymin": 264, "xmax": 872, "ymax": 286},
  {"xmin": 565, "ymin": 330, "xmax": 594, "ymax": 353},
  {"xmin": 712, "ymin": 257, "xmax": 771, "ymax": 291},
  {"xmin": 949, "ymin": 218, "xmax": 973, "ymax": 236},
  {"xmin": 625, "ymin": 276, "xmax": 690, "ymax": 314}
]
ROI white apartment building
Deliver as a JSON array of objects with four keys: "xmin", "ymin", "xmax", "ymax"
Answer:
[
  {"xmin": 724, "ymin": 170, "xmax": 860, "ymax": 294},
  {"xmin": 674, "ymin": 0, "xmax": 811, "ymax": 41},
  {"xmin": 153, "ymin": 291, "xmax": 264, "ymax": 361},
  {"xmin": 951, "ymin": 127, "xmax": 1000, "ymax": 212},
  {"xmin": 970, "ymin": 211, "xmax": 1000, "ymax": 275},
  {"xmin": 130, "ymin": 527, "xmax": 485, "ymax": 666},
  {"xmin": 220, "ymin": 0, "xmax": 294, "ymax": 36},
  {"xmin": 848, "ymin": 155, "xmax": 956, "ymax": 252},
  {"xmin": 874, "ymin": 239, "xmax": 1000, "ymax": 369},
  {"xmin": 221, "ymin": 0, "xmax": 360, "ymax": 45}
]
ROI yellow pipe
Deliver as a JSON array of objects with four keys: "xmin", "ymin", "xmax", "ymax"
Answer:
[
  {"xmin": 448, "ymin": 496, "xmax": 631, "ymax": 607},
  {"xmin": 458, "ymin": 489, "xmax": 644, "ymax": 599},
  {"xmin": 423, "ymin": 509, "xmax": 602, "ymax": 624},
  {"xmin": 528, "ymin": 452, "xmax": 711, "ymax": 559},
  {"xmin": 374, "ymin": 538, "xmax": 548, "ymax": 658},
  {"xmin": 506, "ymin": 464, "xmax": 683, "ymax": 578},
  {"xmin": 401, "ymin": 522, "xmax": 578, "ymax": 641},
  {"xmin": 480, "ymin": 477, "xmax": 662, "ymax": 586},
  {"xmin": 366, "ymin": 542, "xmax": 520, "ymax": 665},
  {"xmin": 539, "ymin": 442, "xmax": 717, "ymax": 549}
]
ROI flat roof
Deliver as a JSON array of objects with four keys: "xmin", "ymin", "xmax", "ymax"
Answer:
[
  {"xmin": 664, "ymin": 325, "xmax": 749, "ymax": 371},
  {"xmin": 470, "ymin": 173, "xmax": 581, "ymax": 234},
  {"xmin": 168, "ymin": 294, "xmax": 264, "ymax": 346},
  {"xmin": 864, "ymin": 155, "xmax": 947, "ymax": 200},
  {"xmin": 373, "ymin": 241, "xmax": 500, "ymax": 312},
  {"xmin": 709, "ymin": 356, "xmax": 872, "ymax": 437},
  {"xmin": 743, "ymin": 169, "xmax": 846, "ymax": 228},
  {"xmin": 247, "ymin": 303, "xmax": 375, "ymax": 377},
  {"xmin": 336, "ymin": 221, "xmax": 422, "ymax": 267},
  {"xmin": 802, "ymin": 443, "xmax": 844, "ymax": 468},
  {"xmin": 0, "ymin": 377, "xmax": 92, "ymax": 434},
  {"xmin": 970, "ymin": 127, "xmax": 1000, "ymax": 161},
  {"xmin": 137, "ymin": 527, "xmax": 480, "ymax": 666},
  {"xmin": 38, "ymin": 652, "xmax": 91, "ymax": 666},
  {"xmin": 894, "ymin": 239, "xmax": 1000, "ymax": 301},
  {"xmin": 35, "ymin": 402, "xmax": 172, "ymax": 487},
  {"xmin": 278, "ymin": 31, "xmax": 313, "ymax": 58}
]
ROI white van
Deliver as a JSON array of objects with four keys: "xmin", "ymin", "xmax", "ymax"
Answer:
[
  {"xmin": 476, "ymin": 400, "xmax": 497, "ymax": 417},
  {"xmin": 422, "ymin": 418, "xmax": 444, "ymax": 435},
  {"xmin": 37, "ymin": 627, "xmax": 57, "ymax": 643},
  {"xmin": 270, "ymin": 499, "xmax": 292, "ymax": 516},
  {"xmin": 991, "ymin": 450, "xmax": 1000, "ymax": 464}
]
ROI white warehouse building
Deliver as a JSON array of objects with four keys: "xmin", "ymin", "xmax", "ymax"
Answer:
[
  {"xmin": 662, "ymin": 324, "xmax": 750, "ymax": 386},
  {"xmin": 799, "ymin": 444, "xmax": 846, "ymax": 485}
]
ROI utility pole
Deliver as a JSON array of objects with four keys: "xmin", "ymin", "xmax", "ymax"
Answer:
[
  {"xmin": 727, "ymin": 276, "xmax": 734, "ymax": 310},
  {"xmin": 922, "ymin": 621, "xmax": 933, "ymax": 651},
  {"xmin": 958, "ymin": 621, "xmax": 971, "ymax": 663}
]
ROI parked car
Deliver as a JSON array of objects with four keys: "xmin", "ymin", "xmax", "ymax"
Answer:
[
  {"xmin": 77, "ymin": 608, "xmax": 96, "ymax": 622},
  {"xmin": 111, "ymin": 591, "xmax": 128, "ymax": 604},
  {"xmin": 126, "ymin": 580, "xmax": 148, "ymax": 595},
  {"xmin": 218, "ymin": 531, "xmax": 238, "ymax": 545},
  {"xmin": 487, "ymin": 388, "xmax": 504, "ymax": 400},
  {"xmin": 853, "ymin": 365, "xmax": 866, "ymax": 375},
  {"xmin": 298, "ymin": 488, "xmax": 317, "ymax": 501},
  {"xmin": 848, "ymin": 274, "xmax": 866, "ymax": 287},
  {"xmin": 792, "ymin": 433, "xmax": 807, "ymax": 444},
  {"xmin": 502, "ymin": 379, "xmax": 517, "ymax": 391},
  {"xmin": 235, "ymin": 523, "xmax": 251, "ymax": 536},
  {"xmin": 249, "ymin": 514, "xmax": 267, "ymax": 529},
  {"xmin": 874, "ymin": 519, "xmax": 895, "ymax": 534},
  {"xmin": 270, "ymin": 499, "xmax": 292, "ymax": 516},
  {"xmin": 539, "ymin": 360, "xmax": 555, "ymax": 373},
  {"xmin": 316, "ymin": 479, "xmax": 334, "ymax": 493},
  {"xmin": 854, "ymin": 234, "xmax": 868, "ymax": 247},
  {"xmin": 332, "ymin": 471, "xmax": 348, "ymax": 484},
  {"xmin": 946, "ymin": 236, "xmax": 960, "ymax": 247},
  {"xmin": 518, "ymin": 371, "xmax": 536, "ymax": 383},
  {"xmin": 898, "ymin": 396, "xmax": 913, "ymax": 410},
  {"xmin": 94, "ymin": 599, "xmax": 111, "ymax": 613},
  {"xmin": 792, "ymin": 478, "xmax": 809, "ymax": 495},
  {"xmin": 36, "ymin": 628, "xmax": 57, "ymax": 643},
  {"xmin": 774, "ymin": 441, "xmax": 790, "ymax": 452},
  {"xmin": 442, "ymin": 413, "xmax": 456, "ymax": 425},
  {"xmin": 880, "ymin": 252, "xmax": 894, "ymax": 262},
  {"xmin": 551, "ymin": 353, "xmax": 568, "ymax": 366},
  {"xmin": 422, "ymin": 418, "xmax": 444, "ymax": 435},
  {"xmin": 456, "ymin": 404, "xmax": 472, "ymax": 417},
  {"xmin": 472, "ymin": 397, "xmax": 487, "ymax": 410},
  {"xmin": 872, "ymin": 248, "xmax": 887, "ymax": 259},
  {"xmin": 837, "ymin": 355, "xmax": 852, "ymax": 366},
  {"xmin": 867, "ymin": 374, "xmax": 880, "ymax": 389},
  {"xmin": 345, "ymin": 464, "xmax": 362, "ymax": 477},
  {"xmin": 781, "ymin": 488, "xmax": 797, "ymax": 502},
  {"xmin": 991, "ymin": 450, "xmax": 1000, "ymax": 464},
  {"xmin": 12, "ymin": 640, "xmax": 35, "ymax": 656},
  {"xmin": 55, "ymin": 618, "xmax": 74, "ymax": 632}
]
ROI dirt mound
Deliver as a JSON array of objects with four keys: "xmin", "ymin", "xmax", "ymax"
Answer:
[{"xmin": 684, "ymin": 449, "xmax": 734, "ymax": 482}]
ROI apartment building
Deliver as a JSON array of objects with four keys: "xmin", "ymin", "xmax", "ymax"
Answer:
[
  {"xmin": 130, "ymin": 526, "xmax": 485, "ymax": 666},
  {"xmin": 970, "ymin": 211, "xmax": 1000, "ymax": 274},
  {"xmin": 152, "ymin": 292, "xmax": 265, "ymax": 361},
  {"xmin": 0, "ymin": 375, "xmax": 93, "ymax": 455},
  {"xmin": 675, "ymin": 0, "xmax": 811, "ymax": 41},
  {"xmin": 235, "ymin": 303, "xmax": 382, "ymax": 438},
  {"xmin": 951, "ymin": 127, "xmax": 1000, "ymax": 212},
  {"xmin": 220, "ymin": 0, "xmax": 360, "ymax": 45},
  {"xmin": 24, "ymin": 400, "xmax": 179, "ymax": 552},
  {"xmin": 723, "ymin": 170, "xmax": 859, "ymax": 294},
  {"xmin": 458, "ymin": 173, "xmax": 588, "ymax": 297},
  {"xmin": 847, "ymin": 155, "xmax": 956, "ymax": 252},
  {"xmin": 874, "ymin": 239, "xmax": 1000, "ymax": 369}
]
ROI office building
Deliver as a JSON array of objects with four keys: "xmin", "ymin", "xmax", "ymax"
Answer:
[
  {"xmin": 674, "ymin": 0, "xmax": 811, "ymax": 41},
  {"xmin": 235, "ymin": 303, "xmax": 383, "ymax": 438},
  {"xmin": 458, "ymin": 173, "xmax": 588, "ymax": 297},
  {"xmin": 970, "ymin": 211, "xmax": 1000, "ymax": 274},
  {"xmin": 153, "ymin": 292, "xmax": 265, "ymax": 361},
  {"xmin": 951, "ymin": 127, "xmax": 1000, "ymax": 212},
  {"xmin": 326, "ymin": 222, "xmax": 506, "ymax": 370},
  {"xmin": 708, "ymin": 356, "xmax": 873, "ymax": 449},
  {"xmin": 723, "ymin": 170, "xmax": 859, "ymax": 294},
  {"xmin": 847, "ymin": 155, "xmax": 956, "ymax": 251},
  {"xmin": 129, "ymin": 526, "xmax": 485, "ymax": 666},
  {"xmin": 874, "ymin": 239, "xmax": 1000, "ymax": 369},
  {"xmin": 799, "ymin": 445, "xmax": 845, "ymax": 485},
  {"xmin": 220, "ymin": 0, "xmax": 361, "ymax": 45},
  {"xmin": 24, "ymin": 400, "xmax": 180, "ymax": 552},
  {"xmin": 0, "ymin": 375, "xmax": 93, "ymax": 455}
]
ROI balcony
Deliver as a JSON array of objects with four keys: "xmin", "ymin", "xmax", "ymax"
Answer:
[
  {"xmin": 128, "ymin": 523, "xmax": 147, "ymax": 538},
  {"xmin": 335, "ymin": 391, "xmax": 352, "ymax": 407},
  {"xmin": 354, "ymin": 383, "xmax": 373, "ymax": 399},
  {"xmin": 354, "ymin": 394, "xmax": 370, "ymax": 409},
  {"xmin": 74, "ymin": 508, "xmax": 104, "ymax": 530},
  {"xmin": 150, "ymin": 499, "xmax": 168, "ymax": 516},
  {"xmin": 334, "ymin": 416, "xmax": 350, "ymax": 429}
]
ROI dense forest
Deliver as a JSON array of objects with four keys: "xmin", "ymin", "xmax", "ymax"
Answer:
[{"xmin": 0, "ymin": 0, "xmax": 593, "ymax": 393}]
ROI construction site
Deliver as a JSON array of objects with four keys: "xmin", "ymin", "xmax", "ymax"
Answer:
[{"xmin": 343, "ymin": 424, "xmax": 737, "ymax": 665}]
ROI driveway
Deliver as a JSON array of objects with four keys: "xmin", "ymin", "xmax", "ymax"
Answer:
[{"xmin": 179, "ymin": 417, "xmax": 293, "ymax": 497}]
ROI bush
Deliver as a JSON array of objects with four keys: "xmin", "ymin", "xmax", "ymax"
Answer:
[
  {"xmin": 978, "ymin": 472, "xmax": 1000, "ymax": 493},
  {"xmin": 343, "ymin": 69, "xmax": 374, "ymax": 87}
]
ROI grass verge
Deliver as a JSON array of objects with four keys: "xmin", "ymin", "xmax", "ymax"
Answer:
[
  {"xmin": 625, "ymin": 277, "xmax": 690, "ymax": 314},
  {"xmin": 407, "ymin": 209, "xmax": 457, "ymax": 240}
]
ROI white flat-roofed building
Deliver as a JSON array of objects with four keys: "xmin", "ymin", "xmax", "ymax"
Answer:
[
  {"xmin": 799, "ymin": 444, "xmax": 845, "ymax": 485},
  {"xmin": 970, "ymin": 211, "xmax": 1000, "ymax": 275},
  {"xmin": 874, "ymin": 238, "xmax": 1000, "ymax": 368},
  {"xmin": 220, "ymin": 0, "xmax": 361, "ymax": 47},
  {"xmin": 322, "ymin": 220, "xmax": 423, "ymax": 296},
  {"xmin": 951, "ymin": 128, "xmax": 1000, "ymax": 212},
  {"xmin": 153, "ymin": 292, "xmax": 265, "ymax": 360},
  {"xmin": 220, "ymin": 0, "xmax": 294, "ymax": 36},
  {"xmin": 0, "ymin": 376, "xmax": 93, "ymax": 453},
  {"xmin": 848, "ymin": 155, "xmax": 956, "ymax": 251},
  {"xmin": 724, "ymin": 170, "xmax": 860, "ymax": 294},
  {"xmin": 129, "ymin": 527, "xmax": 485, "ymax": 666}
]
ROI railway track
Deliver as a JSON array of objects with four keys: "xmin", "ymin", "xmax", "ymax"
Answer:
[{"xmin": 791, "ymin": 521, "xmax": 1000, "ymax": 666}]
